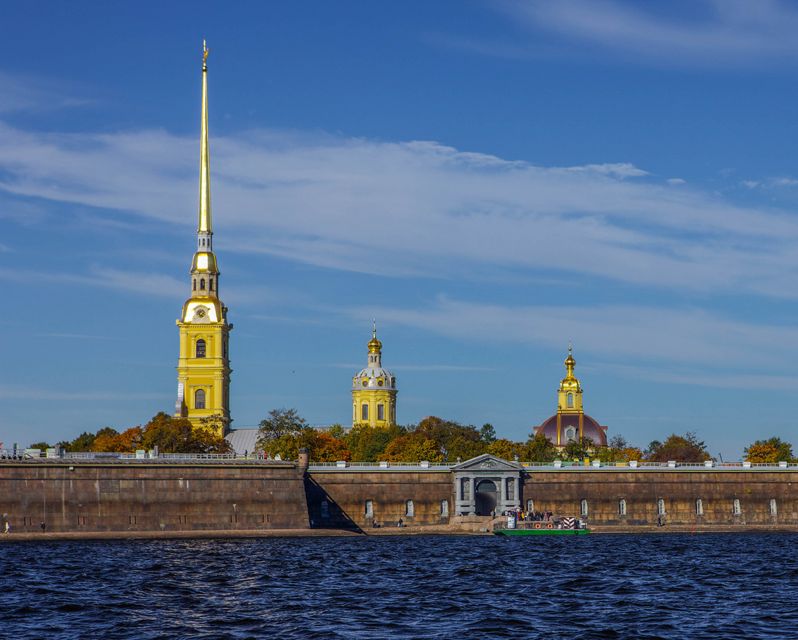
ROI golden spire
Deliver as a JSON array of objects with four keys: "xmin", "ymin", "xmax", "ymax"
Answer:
[
  {"xmin": 198, "ymin": 39, "xmax": 212, "ymax": 238},
  {"xmin": 368, "ymin": 319, "xmax": 382, "ymax": 355},
  {"xmin": 564, "ymin": 342, "xmax": 575, "ymax": 378}
]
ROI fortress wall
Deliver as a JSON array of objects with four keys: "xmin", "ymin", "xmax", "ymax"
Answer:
[
  {"xmin": 0, "ymin": 461, "xmax": 309, "ymax": 533},
  {"xmin": 521, "ymin": 470, "xmax": 798, "ymax": 526},
  {"xmin": 306, "ymin": 470, "xmax": 454, "ymax": 528}
]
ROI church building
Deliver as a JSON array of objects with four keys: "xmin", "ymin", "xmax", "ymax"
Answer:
[
  {"xmin": 351, "ymin": 325, "xmax": 397, "ymax": 427},
  {"xmin": 174, "ymin": 42, "xmax": 233, "ymax": 436},
  {"xmin": 533, "ymin": 346, "xmax": 607, "ymax": 448}
]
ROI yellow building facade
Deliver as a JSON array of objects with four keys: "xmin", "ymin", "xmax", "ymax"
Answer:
[
  {"xmin": 174, "ymin": 43, "xmax": 232, "ymax": 436},
  {"xmin": 351, "ymin": 326, "xmax": 397, "ymax": 427}
]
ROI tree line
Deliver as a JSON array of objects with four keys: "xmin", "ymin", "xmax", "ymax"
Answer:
[{"xmin": 35, "ymin": 408, "xmax": 796, "ymax": 464}]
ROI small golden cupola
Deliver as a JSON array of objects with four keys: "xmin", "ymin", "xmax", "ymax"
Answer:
[
  {"xmin": 351, "ymin": 322, "xmax": 397, "ymax": 428},
  {"xmin": 532, "ymin": 344, "xmax": 608, "ymax": 448},
  {"xmin": 557, "ymin": 344, "xmax": 583, "ymax": 413}
]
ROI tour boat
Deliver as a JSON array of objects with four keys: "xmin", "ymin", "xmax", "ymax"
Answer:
[{"xmin": 494, "ymin": 516, "xmax": 590, "ymax": 536}]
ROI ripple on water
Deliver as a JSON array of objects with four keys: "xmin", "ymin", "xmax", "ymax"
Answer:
[{"xmin": 1, "ymin": 533, "xmax": 798, "ymax": 639}]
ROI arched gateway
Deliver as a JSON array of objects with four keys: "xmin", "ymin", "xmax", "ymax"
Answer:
[{"xmin": 452, "ymin": 454, "xmax": 522, "ymax": 517}]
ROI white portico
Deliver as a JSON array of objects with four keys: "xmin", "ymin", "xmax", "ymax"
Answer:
[{"xmin": 452, "ymin": 454, "xmax": 523, "ymax": 516}]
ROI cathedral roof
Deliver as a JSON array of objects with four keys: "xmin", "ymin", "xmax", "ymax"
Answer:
[{"xmin": 534, "ymin": 414, "xmax": 608, "ymax": 447}]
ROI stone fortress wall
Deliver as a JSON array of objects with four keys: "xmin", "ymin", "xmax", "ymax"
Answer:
[
  {"xmin": 0, "ymin": 459, "xmax": 309, "ymax": 533},
  {"xmin": 1, "ymin": 457, "xmax": 796, "ymax": 534}
]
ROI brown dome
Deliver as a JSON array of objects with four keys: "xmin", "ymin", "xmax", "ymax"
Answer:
[{"xmin": 534, "ymin": 413, "xmax": 608, "ymax": 447}]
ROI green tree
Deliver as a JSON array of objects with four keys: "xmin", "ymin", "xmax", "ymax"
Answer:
[
  {"xmin": 309, "ymin": 432, "xmax": 351, "ymax": 462},
  {"xmin": 480, "ymin": 423, "xmax": 497, "ymax": 444},
  {"xmin": 382, "ymin": 433, "xmax": 444, "ymax": 463},
  {"xmin": 744, "ymin": 437, "xmax": 795, "ymax": 463},
  {"xmin": 487, "ymin": 438, "xmax": 524, "ymax": 461},
  {"xmin": 524, "ymin": 432, "xmax": 558, "ymax": 463},
  {"xmin": 646, "ymin": 432, "xmax": 711, "ymax": 462},
  {"xmin": 256, "ymin": 408, "xmax": 308, "ymax": 451},
  {"xmin": 562, "ymin": 437, "xmax": 593, "ymax": 461},
  {"xmin": 141, "ymin": 412, "xmax": 231, "ymax": 454},
  {"xmin": 28, "ymin": 442, "xmax": 51, "ymax": 450},
  {"xmin": 326, "ymin": 424, "xmax": 346, "ymax": 439},
  {"xmin": 345, "ymin": 423, "xmax": 405, "ymax": 461},
  {"xmin": 413, "ymin": 416, "xmax": 485, "ymax": 461},
  {"xmin": 61, "ymin": 431, "xmax": 97, "ymax": 452}
]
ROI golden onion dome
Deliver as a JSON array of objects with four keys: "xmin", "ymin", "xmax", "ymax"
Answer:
[{"xmin": 191, "ymin": 251, "xmax": 218, "ymax": 273}]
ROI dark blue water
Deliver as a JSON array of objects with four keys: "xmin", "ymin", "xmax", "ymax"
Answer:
[{"xmin": 1, "ymin": 533, "xmax": 797, "ymax": 639}]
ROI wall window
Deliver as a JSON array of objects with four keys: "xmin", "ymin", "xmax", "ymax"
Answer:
[
  {"xmin": 619, "ymin": 499, "xmax": 627, "ymax": 516},
  {"xmin": 733, "ymin": 498, "xmax": 741, "ymax": 516},
  {"xmin": 320, "ymin": 500, "xmax": 330, "ymax": 520},
  {"xmin": 377, "ymin": 404, "xmax": 385, "ymax": 421},
  {"xmin": 440, "ymin": 500, "xmax": 448, "ymax": 517},
  {"xmin": 567, "ymin": 393, "xmax": 574, "ymax": 408},
  {"xmin": 506, "ymin": 478, "xmax": 515, "ymax": 500},
  {"xmin": 564, "ymin": 426, "xmax": 577, "ymax": 443},
  {"xmin": 526, "ymin": 499, "xmax": 534, "ymax": 513},
  {"xmin": 365, "ymin": 500, "xmax": 373, "ymax": 518},
  {"xmin": 361, "ymin": 404, "xmax": 369, "ymax": 421},
  {"xmin": 194, "ymin": 389, "xmax": 206, "ymax": 409},
  {"xmin": 770, "ymin": 498, "xmax": 778, "ymax": 517},
  {"xmin": 209, "ymin": 278, "xmax": 214, "ymax": 291},
  {"xmin": 405, "ymin": 500, "xmax": 414, "ymax": 517},
  {"xmin": 193, "ymin": 280, "xmax": 197, "ymax": 291},
  {"xmin": 461, "ymin": 478, "xmax": 470, "ymax": 501},
  {"xmin": 580, "ymin": 499, "xmax": 588, "ymax": 517},
  {"xmin": 696, "ymin": 499, "xmax": 704, "ymax": 516},
  {"xmin": 195, "ymin": 339, "xmax": 206, "ymax": 358},
  {"xmin": 200, "ymin": 278, "xmax": 205, "ymax": 290},
  {"xmin": 352, "ymin": 403, "xmax": 356, "ymax": 422},
  {"xmin": 657, "ymin": 498, "xmax": 666, "ymax": 516}
]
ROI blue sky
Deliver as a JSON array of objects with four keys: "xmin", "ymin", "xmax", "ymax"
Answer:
[{"xmin": 2, "ymin": 0, "xmax": 798, "ymax": 458}]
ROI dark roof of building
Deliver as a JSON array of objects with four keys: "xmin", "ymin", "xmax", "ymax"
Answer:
[{"xmin": 534, "ymin": 413, "xmax": 608, "ymax": 447}]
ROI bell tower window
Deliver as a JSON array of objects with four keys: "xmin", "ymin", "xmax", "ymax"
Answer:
[
  {"xmin": 567, "ymin": 393, "xmax": 574, "ymax": 408},
  {"xmin": 195, "ymin": 389, "xmax": 206, "ymax": 409},
  {"xmin": 200, "ymin": 279, "xmax": 206, "ymax": 290},
  {"xmin": 196, "ymin": 339, "xmax": 206, "ymax": 358},
  {"xmin": 361, "ymin": 404, "xmax": 368, "ymax": 421}
]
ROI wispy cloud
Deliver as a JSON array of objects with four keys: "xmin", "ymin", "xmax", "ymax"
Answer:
[
  {"xmin": 2, "ymin": 121, "xmax": 798, "ymax": 299},
  {"xmin": 497, "ymin": 0, "xmax": 798, "ymax": 67},
  {"xmin": 0, "ymin": 385, "xmax": 164, "ymax": 401},
  {"xmin": 0, "ymin": 70, "xmax": 92, "ymax": 114},
  {"xmin": 348, "ymin": 296, "xmax": 798, "ymax": 386}
]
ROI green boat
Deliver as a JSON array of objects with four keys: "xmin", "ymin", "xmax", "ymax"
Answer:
[{"xmin": 495, "ymin": 527, "xmax": 590, "ymax": 536}]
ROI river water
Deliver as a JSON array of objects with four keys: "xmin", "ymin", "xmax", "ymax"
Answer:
[{"xmin": 1, "ymin": 533, "xmax": 797, "ymax": 639}]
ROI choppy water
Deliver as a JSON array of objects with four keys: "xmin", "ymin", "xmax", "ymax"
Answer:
[{"xmin": 1, "ymin": 533, "xmax": 797, "ymax": 639}]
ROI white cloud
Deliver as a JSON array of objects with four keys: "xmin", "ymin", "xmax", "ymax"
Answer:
[
  {"xmin": 0, "ymin": 71, "xmax": 92, "ymax": 114},
  {"xmin": 349, "ymin": 295, "xmax": 798, "ymax": 384},
  {"xmin": 667, "ymin": 178, "xmax": 686, "ymax": 185},
  {"xmin": 2, "ymin": 121, "xmax": 798, "ymax": 298},
  {"xmin": 501, "ymin": 0, "xmax": 798, "ymax": 66}
]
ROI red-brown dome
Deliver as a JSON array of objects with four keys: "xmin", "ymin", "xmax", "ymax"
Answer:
[{"xmin": 534, "ymin": 413, "xmax": 608, "ymax": 447}]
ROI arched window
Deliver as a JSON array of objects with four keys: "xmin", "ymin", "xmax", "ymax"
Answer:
[
  {"xmin": 619, "ymin": 499, "xmax": 627, "ymax": 516},
  {"xmin": 440, "ymin": 500, "xmax": 449, "ymax": 516},
  {"xmin": 377, "ymin": 404, "xmax": 385, "ymax": 421},
  {"xmin": 195, "ymin": 339, "xmax": 206, "ymax": 358},
  {"xmin": 461, "ymin": 478, "xmax": 470, "ymax": 501},
  {"xmin": 733, "ymin": 498, "xmax": 741, "ymax": 516},
  {"xmin": 580, "ymin": 499, "xmax": 588, "ymax": 517},
  {"xmin": 695, "ymin": 499, "xmax": 704, "ymax": 516},
  {"xmin": 361, "ymin": 404, "xmax": 369, "ymax": 421},
  {"xmin": 657, "ymin": 498, "xmax": 666, "ymax": 516},
  {"xmin": 209, "ymin": 278, "xmax": 214, "ymax": 291},
  {"xmin": 320, "ymin": 500, "xmax": 330, "ymax": 520},
  {"xmin": 526, "ymin": 499, "xmax": 534, "ymax": 513},
  {"xmin": 193, "ymin": 279, "xmax": 197, "ymax": 291},
  {"xmin": 194, "ymin": 389, "xmax": 206, "ymax": 409},
  {"xmin": 564, "ymin": 426, "xmax": 577, "ymax": 443},
  {"xmin": 200, "ymin": 278, "xmax": 205, "ymax": 290},
  {"xmin": 405, "ymin": 500, "xmax": 414, "ymax": 517},
  {"xmin": 505, "ymin": 478, "xmax": 515, "ymax": 500},
  {"xmin": 567, "ymin": 393, "xmax": 574, "ymax": 408},
  {"xmin": 364, "ymin": 500, "xmax": 373, "ymax": 518},
  {"xmin": 770, "ymin": 498, "xmax": 778, "ymax": 517}
]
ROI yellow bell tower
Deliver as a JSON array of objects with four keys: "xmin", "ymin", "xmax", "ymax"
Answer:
[
  {"xmin": 556, "ymin": 344, "xmax": 583, "ymax": 443},
  {"xmin": 174, "ymin": 41, "xmax": 232, "ymax": 435},
  {"xmin": 351, "ymin": 323, "xmax": 397, "ymax": 427}
]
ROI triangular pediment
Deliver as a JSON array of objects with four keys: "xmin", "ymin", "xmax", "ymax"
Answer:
[{"xmin": 452, "ymin": 453, "xmax": 521, "ymax": 472}]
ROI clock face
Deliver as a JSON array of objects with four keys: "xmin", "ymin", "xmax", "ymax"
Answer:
[{"xmin": 192, "ymin": 305, "xmax": 211, "ymax": 323}]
